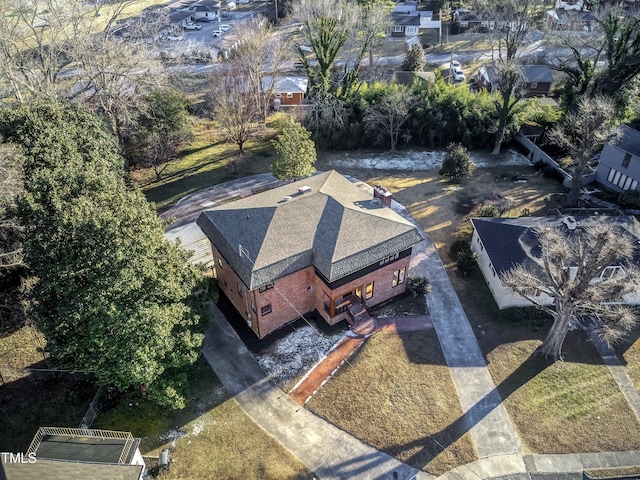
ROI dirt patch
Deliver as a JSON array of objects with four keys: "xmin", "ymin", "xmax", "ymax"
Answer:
[{"xmin": 371, "ymin": 291, "xmax": 427, "ymax": 318}]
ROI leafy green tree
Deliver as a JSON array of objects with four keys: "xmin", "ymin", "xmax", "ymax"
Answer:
[
  {"xmin": 128, "ymin": 88, "xmax": 193, "ymax": 180},
  {"xmin": 439, "ymin": 143, "xmax": 475, "ymax": 180},
  {"xmin": 401, "ymin": 43, "xmax": 426, "ymax": 72},
  {"xmin": 271, "ymin": 118, "xmax": 317, "ymax": 180},
  {"xmin": 292, "ymin": 0, "xmax": 390, "ymax": 96},
  {"xmin": 0, "ymin": 101, "xmax": 206, "ymax": 408},
  {"xmin": 546, "ymin": 8, "xmax": 640, "ymax": 114}
]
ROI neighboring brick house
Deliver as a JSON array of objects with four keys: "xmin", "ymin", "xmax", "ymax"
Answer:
[
  {"xmin": 1, "ymin": 427, "xmax": 146, "ymax": 480},
  {"xmin": 470, "ymin": 215, "xmax": 640, "ymax": 309},
  {"xmin": 261, "ymin": 76, "xmax": 308, "ymax": 108},
  {"xmin": 595, "ymin": 125, "xmax": 640, "ymax": 193},
  {"xmin": 476, "ymin": 65, "xmax": 554, "ymax": 97},
  {"xmin": 197, "ymin": 171, "xmax": 424, "ymax": 338}
]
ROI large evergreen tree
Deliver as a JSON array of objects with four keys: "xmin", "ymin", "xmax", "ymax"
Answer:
[
  {"xmin": 0, "ymin": 101, "xmax": 207, "ymax": 408},
  {"xmin": 271, "ymin": 118, "xmax": 317, "ymax": 180}
]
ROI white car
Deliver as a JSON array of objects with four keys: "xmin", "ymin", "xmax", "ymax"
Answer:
[
  {"xmin": 450, "ymin": 60, "xmax": 461, "ymax": 69},
  {"xmin": 167, "ymin": 35, "xmax": 184, "ymax": 41},
  {"xmin": 220, "ymin": 24, "xmax": 231, "ymax": 31},
  {"xmin": 183, "ymin": 23, "xmax": 202, "ymax": 30},
  {"xmin": 451, "ymin": 68, "xmax": 466, "ymax": 82},
  {"xmin": 211, "ymin": 30, "xmax": 223, "ymax": 38}
]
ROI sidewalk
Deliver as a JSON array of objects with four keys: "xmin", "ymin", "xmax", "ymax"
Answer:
[
  {"xmin": 202, "ymin": 302, "xmax": 431, "ymax": 480},
  {"xmin": 348, "ymin": 177, "xmax": 522, "ymax": 459}
]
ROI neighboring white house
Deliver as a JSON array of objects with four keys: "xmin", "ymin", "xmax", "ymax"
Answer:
[
  {"xmin": 1, "ymin": 427, "xmax": 146, "ymax": 480},
  {"xmin": 595, "ymin": 125, "xmax": 640, "ymax": 193},
  {"xmin": 470, "ymin": 215, "xmax": 640, "ymax": 309}
]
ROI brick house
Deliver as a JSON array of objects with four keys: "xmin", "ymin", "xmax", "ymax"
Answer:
[
  {"xmin": 197, "ymin": 171, "xmax": 424, "ymax": 338},
  {"xmin": 261, "ymin": 76, "xmax": 308, "ymax": 109}
]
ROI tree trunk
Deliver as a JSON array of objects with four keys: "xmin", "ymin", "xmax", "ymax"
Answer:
[
  {"xmin": 565, "ymin": 155, "xmax": 589, "ymax": 208},
  {"xmin": 536, "ymin": 311, "xmax": 572, "ymax": 361},
  {"xmin": 492, "ymin": 133, "xmax": 503, "ymax": 156}
]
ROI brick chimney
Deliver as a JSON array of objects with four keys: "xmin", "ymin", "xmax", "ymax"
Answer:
[{"xmin": 373, "ymin": 185, "xmax": 392, "ymax": 207}]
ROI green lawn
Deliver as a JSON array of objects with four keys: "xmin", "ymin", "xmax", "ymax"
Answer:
[
  {"xmin": 306, "ymin": 330, "xmax": 477, "ymax": 476},
  {"xmin": 133, "ymin": 120, "xmax": 281, "ymax": 212},
  {"xmin": 93, "ymin": 356, "xmax": 313, "ymax": 480}
]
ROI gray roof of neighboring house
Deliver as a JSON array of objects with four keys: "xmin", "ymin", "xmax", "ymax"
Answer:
[
  {"xmin": 197, "ymin": 171, "xmax": 424, "ymax": 289},
  {"xmin": 521, "ymin": 65, "xmax": 554, "ymax": 84},
  {"xmin": 609, "ymin": 125, "xmax": 640, "ymax": 158},
  {"xmin": 392, "ymin": 14, "xmax": 422, "ymax": 26},
  {"xmin": 479, "ymin": 65, "xmax": 553, "ymax": 86},
  {"xmin": 554, "ymin": 8, "xmax": 596, "ymax": 21},
  {"xmin": 261, "ymin": 76, "xmax": 308, "ymax": 95},
  {"xmin": 471, "ymin": 216, "xmax": 640, "ymax": 275},
  {"xmin": 169, "ymin": 10, "xmax": 193, "ymax": 22},
  {"xmin": 1, "ymin": 460, "xmax": 142, "ymax": 480}
]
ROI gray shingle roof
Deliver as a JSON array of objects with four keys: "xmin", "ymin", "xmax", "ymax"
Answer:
[
  {"xmin": 471, "ymin": 215, "xmax": 640, "ymax": 274},
  {"xmin": 612, "ymin": 125, "xmax": 640, "ymax": 158},
  {"xmin": 197, "ymin": 171, "xmax": 424, "ymax": 289},
  {"xmin": 521, "ymin": 65, "xmax": 554, "ymax": 84}
]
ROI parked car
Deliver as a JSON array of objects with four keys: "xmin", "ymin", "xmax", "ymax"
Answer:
[
  {"xmin": 451, "ymin": 60, "xmax": 461, "ymax": 69},
  {"xmin": 451, "ymin": 68, "xmax": 466, "ymax": 82},
  {"xmin": 183, "ymin": 23, "xmax": 202, "ymax": 30},
  {"xmin": 196, "ymin": 17, "xmax": 210, "ymax": 22},
  {"xmin": 220, "ymin": 24, "xmax": 231, "ymax": 31},
  {"xmin": 167, "ymin": 35, "xmax": 184, "ymax": 41},
  {"xmin": 211, "ymin": 29, "xmax": 223, "ymax": 38}
]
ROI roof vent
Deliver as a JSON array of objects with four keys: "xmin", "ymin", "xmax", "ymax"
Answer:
[
  {"xmin": 281, "ymin": 196, "xmax": 292, "ymax": 202},
  {"xmin": 563, "ymin": 215, "xmax": 578, "ymax": 230},
  {"xmin": 298, "ymin": 185, "xmax": 311, "ymax": 194}
]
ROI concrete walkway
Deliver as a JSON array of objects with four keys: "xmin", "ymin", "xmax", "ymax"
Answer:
[
  {"xmin": 203, "ymin": 302, "xmax": 431, "ymax": 480},
  {"xmin": 348, "ymin": 177, "xmax": 523, "ymax": 459}
]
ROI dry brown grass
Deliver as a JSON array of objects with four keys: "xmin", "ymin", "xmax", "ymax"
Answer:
[
  {"xmin": 614, "ymin": 325, "xmax": 640, "ymax": 392},
  {"xmin": 94, "ymin": 357, "xmax": 313, "ymax": 480},
  {"xmin": 148, "ymin": 399, "xmax": 313, "ymax": 480},
  {"xmin": 319, "ymin": 160, "xmax": 640, "ymax": 454},
  {"xmin": 306, "ymin": 330, "xmax": 477, "ymax": 476}
]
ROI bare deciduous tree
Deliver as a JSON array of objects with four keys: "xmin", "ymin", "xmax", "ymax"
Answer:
[
  {"xmin": 0, "ymin": 143, "xmax": 23, "ymax": 273},
  {"xmin": 471, "ymin": 0, "xmax": 542, "ymax": 155},
  {"xmin": 0, "ymin": 0, "xmax": 166, "ymax": 145},
  {"xmin": 231, "ymin": 16, "xmax": 290, "ymax": 124},
  {"xmin": 208, "ymin": 66, "xmax": 260, "ymax": 155},
  {"xmin": 502, "ymin": 222, "xmax": 639, "ymax": 361},
  {"xmin": 548, "ymin": 96, "xmax": 617, "ymax": 208},
  {"xmin": 363, "ymin": 88, "xmax": 416, "ymax": 151}
]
